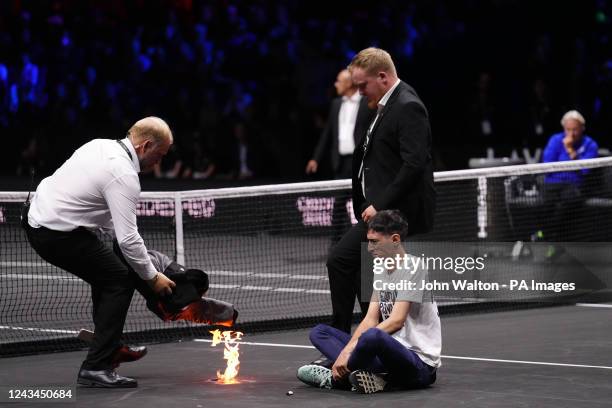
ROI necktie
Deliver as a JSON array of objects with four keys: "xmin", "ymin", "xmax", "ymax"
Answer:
[{"xmin": 358, "ymin": 107, "xmax": 382, "ymax": 195}]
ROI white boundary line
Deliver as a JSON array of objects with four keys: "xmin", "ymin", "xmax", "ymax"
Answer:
[
  {"xmin": 195, "ymin": 339, "xmax": 315, "ymax": 349},
  {"xmin": 440, "ymin": 355, "xmax": 612, "ymax": 370},
  {"xmin": 1, "ymin": 265, "xmax": 328, "ymax": 281},
  {"xmin": 576, "ymin": 303, "xmax": 612, "ymax": 308},
  {"xmin": 3, "ymin": 326, "xmax": 610, "ymax": 370},
  {"xmin": 1, "ymin": 270, "xmax": 330, "ymax": 294},
  {"xmin": 0, "ymin": 325, "xmax": 79, "ymax": 335},
  {"xmin": 193, "ymin": 339, "xmax": 612, "ymax": 370}
]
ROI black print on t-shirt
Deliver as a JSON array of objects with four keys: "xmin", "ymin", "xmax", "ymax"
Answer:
[{"xmin": 379, "ymin": 290, "xmax": 397, "ymax": 320}]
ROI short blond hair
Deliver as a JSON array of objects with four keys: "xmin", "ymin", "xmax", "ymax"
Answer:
[
  {"xmin": 561, "ymin": 110, "xmax": 585, "ymax": 128},
  {"xmin": 128, "ymin": 116, "xmax": 173, "ymax": 146},
  {"xmin": 348, "ymin": 47, "xmax": 397, "ymax": 76}
]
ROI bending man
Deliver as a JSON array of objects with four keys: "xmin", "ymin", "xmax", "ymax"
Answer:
[{"xmin": 23, "ymin": 117, "xmax": 175, "ymax": 388}]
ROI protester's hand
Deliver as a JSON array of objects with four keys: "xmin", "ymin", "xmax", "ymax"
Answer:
[
  {"xmin": 305, "ymin": 160, "xmax": 318, "ymax": 174},
  {"xmin": 147, "ymin": 272, "xmax": 176, "ymax": 296},
  {"xmin": 332, "ymin": 350, "xmax": 351, "ymax": 380},
  {"xmin": 361, "ymin": 205, "xmax": 378, "ymax": 223}
]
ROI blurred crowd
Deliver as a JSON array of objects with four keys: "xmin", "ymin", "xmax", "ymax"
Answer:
[{"xmin": 1, "ymin": 0, "xmax": 611, "ymax": 179}]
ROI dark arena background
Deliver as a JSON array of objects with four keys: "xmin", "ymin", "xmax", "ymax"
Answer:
[{"xmin": 1, "ymin": 1, "xmax": 612, "ymax": 407}]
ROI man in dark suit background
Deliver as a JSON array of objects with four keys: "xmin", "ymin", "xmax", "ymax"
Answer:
[
  {"xmin": 306, "ymin": 69, "xmax": 375, "ymax": 244},
  {"xmin": 306, "ymin": 69, "xmax": 374, "ymax": 179},
  {"xmin": 327, "ymin": 47, "xmax": 435, "ymax": 335}
]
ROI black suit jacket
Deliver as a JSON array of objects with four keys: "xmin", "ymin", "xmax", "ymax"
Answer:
[
  {"xmin": 313, "ymin": 96, "xmax": 374, "ymax": 176},
  {"xmin": 352, "ymin": 81, "xmax": 436, "ymax": 235}
]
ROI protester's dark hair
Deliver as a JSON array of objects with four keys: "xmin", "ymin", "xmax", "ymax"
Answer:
[{"xmin": 367, "ymin": 210, "xmax": 409, "ymax": 239}]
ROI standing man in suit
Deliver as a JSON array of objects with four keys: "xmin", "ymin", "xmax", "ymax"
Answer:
[
  {"xmin": 306, "ymin": 69, "xmax": 375, "ymax": 243},
  {"xmin": 327, "ymin": 47, "xmax": 436, "ymax": 335},
  {"xmin": 306, "ymin": 69, "xmax": 374, "ymax": 179}
]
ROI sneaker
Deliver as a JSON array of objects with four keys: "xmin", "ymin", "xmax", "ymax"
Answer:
[
  {"xmin": 296, "ymin": 364, "xmax": 333, "ymax": 389},
  {"xmin": 348, "ymin": 370, "xmax": 387, "ymax": 394},
  {"xmin": 310, "ymin": 355, "xmax": 333, "ymax": 369}
]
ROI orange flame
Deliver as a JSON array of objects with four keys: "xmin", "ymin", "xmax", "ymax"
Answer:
[{"xmin": 209, "ymin": 330, "xmax": 243, "ymax": 384}]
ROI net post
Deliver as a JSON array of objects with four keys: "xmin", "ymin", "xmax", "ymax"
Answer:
[
  {"xmin": 174, "ymin": 192, "xmax": 185, "ymax": 265},
  {"xmin": 477, "ymin": 176, "xmax": 488, "ymax": 239}
]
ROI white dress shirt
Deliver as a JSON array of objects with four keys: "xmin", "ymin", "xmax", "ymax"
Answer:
[
  {"xmin": 28, "ymin": 138, "xmax": 158, "ymax": 280},
  {"xmin": 360, "ymin": 79, "xmax": 401, "ymax": 196},
  {"xmin": 337, "ymin": 93, "xmax": 361, "ymax": 155}
]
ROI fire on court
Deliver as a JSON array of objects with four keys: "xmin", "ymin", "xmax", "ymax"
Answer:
[{"xmin": 209, "ymin": 330, "xmax": 244, "ymax": 384}]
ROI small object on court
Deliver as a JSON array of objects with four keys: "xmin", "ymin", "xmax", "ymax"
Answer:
[{"xmin": 286, "ymin": 390, "xmax": 294, "ymax": 396}]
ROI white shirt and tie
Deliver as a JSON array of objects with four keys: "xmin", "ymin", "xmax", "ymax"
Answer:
[
  {"xmin": 28, "ymin": 138, "xmax": 158, "ymax": 280},
  {"xmin": 360, "ymin": 79, "xmax": 401, "ymax": 197},
  {"xmin": 337, "ymin": 92, "xmax": 362, "ymax": 155}
]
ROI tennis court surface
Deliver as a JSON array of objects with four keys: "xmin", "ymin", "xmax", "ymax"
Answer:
[
  {"xmin": 2, "ymin": 304, "xmax": 611, "ymax": 408},
  {"xmin": 2, "ymin": 160, "xmax": 612, "ymax": 406}
]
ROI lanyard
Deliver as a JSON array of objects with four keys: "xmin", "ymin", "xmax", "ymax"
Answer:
[{"xmin": 116, "ymin": 140, "xmax": 133, "ymax": 160}]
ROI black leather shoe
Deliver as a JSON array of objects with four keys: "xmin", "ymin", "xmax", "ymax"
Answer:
[
  {"xmin": 111, "ymin": 345, "xmax": 147, "ymax": 368},
  {"xmin": 77, "ymin": 369, "xmax": 137, "ymax": 388}
]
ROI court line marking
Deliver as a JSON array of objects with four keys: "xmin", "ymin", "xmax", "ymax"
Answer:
[
  {"xmin": 439, "ymin": 355, "xmax": 612, "ymax": 370},
  {"xmin": 0, "ymin": 261, "xmax": 52, "ymax": 267},
  {"xmin": 576, "ymin": 303, "xmax": 612, "ymax": 308},
  {"xmin": 0, "ymin": 278, "xmax": 329, "ymax": 294},
  {"xmin": 241, "ymin": 285, "xmax": 273, "ymax": 291},
  {"xmin": 1, "ymin": 264, "xmax": 328, "ymax": 281},
  {"xmin": 194, "ymin": 339, "xmax": 316, "ymax": 349},
  {"xmin": 5, "ymin": 327, "xmax": 609, "ymax": 370},
  {"xmin": 0, "ymin": 325, "xmax": 79, "ymax": 335},
  {"xmin": 193, "ymin": 339, "xmax": 612, "ymax": 370},
  {"xmin": 0, "ymin": 273, "xmax": 330, "ymax": 294},
  {"xmin": 273, "ymin": 288, "xmax": 305, "ymax": 293},
  {"xmin": 0, "ymin": 273, "xmax": 81, "ymax": 282}
]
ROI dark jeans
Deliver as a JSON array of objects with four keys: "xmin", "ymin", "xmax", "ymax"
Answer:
[
  {"xmin": 327, "ymin": 221, "xmax": 370, "ymax": 333},
  {"xmin": 22, "ymin": 209, "xmax": 142, "ymax": 370},
  {"xmin": 310, "ymin": 324, "xmax": 437, "ymax": 388}
]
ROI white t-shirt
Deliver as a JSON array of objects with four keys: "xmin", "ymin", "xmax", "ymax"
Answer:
[{"xmin": 374, "ymin": 259, "xmax": 442, "ymax": 368}]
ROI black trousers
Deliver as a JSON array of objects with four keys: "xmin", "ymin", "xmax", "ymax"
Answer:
[
  {"xmin": 330, "ymin": 154, "xmax": 353, "ymax": 244},
  {"xmin": 327, "ymin": 221, "xmax": 371, "ymax": 334},
  {"xmin": 334, "ymin": 154, "xmax": 353, "ymax": 179},
  {"xmin": 543, "ymin": 182, "xmax": 582, "ymax": 241},
  {"xmin": 23, "ymin": 213, "xmax": 141, "ymax": 370}
]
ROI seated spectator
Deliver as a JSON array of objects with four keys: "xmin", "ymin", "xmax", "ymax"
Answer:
[
  {"xmin": 540, "ymin": 110, "xmax": 598, "ymax": 241},
  {"xmin": 154, "ymin": 145, "xmax": 184, "ymax": 179},
  {"xmin": 181, "ymin": 132, "xmax": 216, "ymax": 179},
  {"xmin": 542, "ymin": 110, "xmax": 598, "ymax": 175}
]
